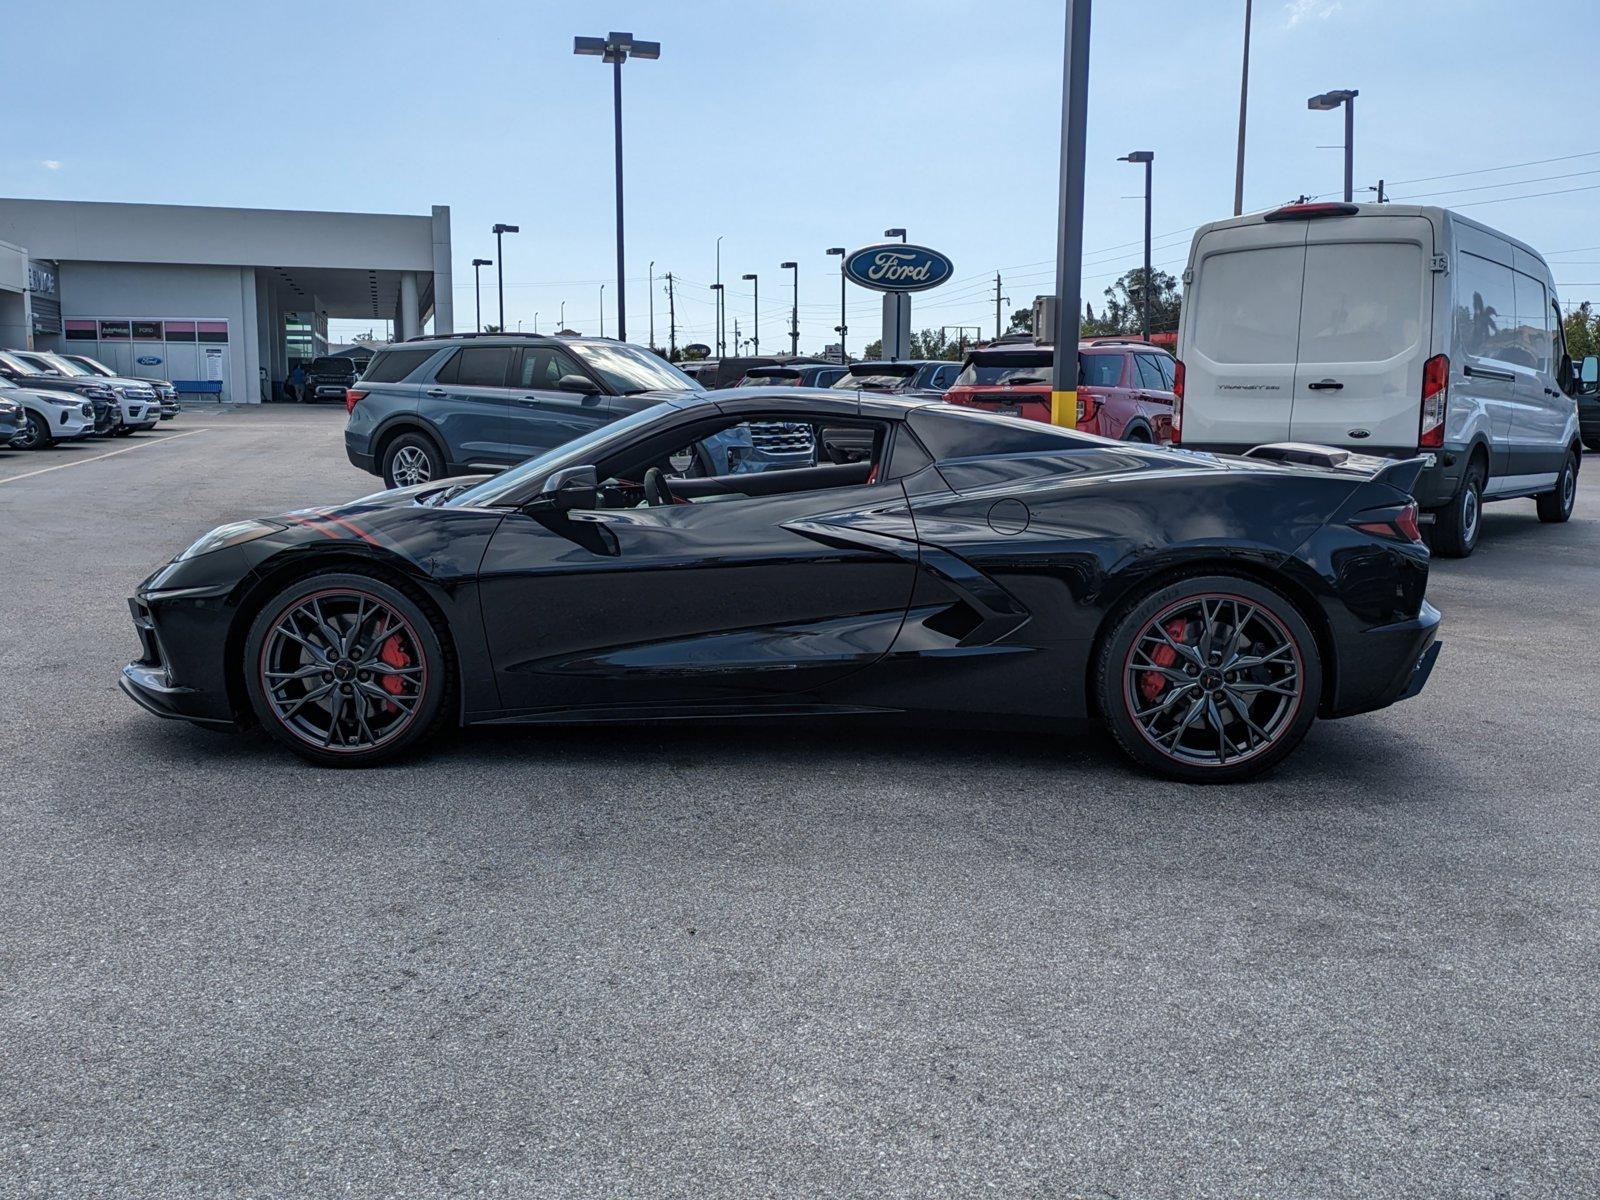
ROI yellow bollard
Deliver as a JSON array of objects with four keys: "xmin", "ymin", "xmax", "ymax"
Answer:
[{"xmin": 1050, "ymin": 390, "xmax": 1077, "ymax": 427}]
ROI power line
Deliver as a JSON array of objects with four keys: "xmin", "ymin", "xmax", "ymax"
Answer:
[
  {"xmin": 1384, "ymin": 149, "xmax": 1600, "ymax": 188},
  {"xmin": 1392, "ymin": 168, "xmax": 1600, "ymax": 203},
  {"xmin": 1450, "ymin": 182, "xmax": 1600, "ymax": 210}
]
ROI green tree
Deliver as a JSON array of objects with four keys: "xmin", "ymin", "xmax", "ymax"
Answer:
[
  {"xmin": 481, "ymin": 323, "xmax": 503, "ymax": 334},
  {"xmin": 1563, "ymin": 302, "xmax": 1599, "ymax": 363},
  {"xmin": 1080, "ymin": 301, "xmax": 1120, "ymax": 338},
  {"xmin": 1007, "ymin": 306, "xmax": 1034, "ymax": 336},
  {"xmin": 1094, "ymin": 269, "xmax": 1182, "ymax": 337}
]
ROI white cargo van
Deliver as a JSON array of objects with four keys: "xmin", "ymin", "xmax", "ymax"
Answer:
[{"xmin": 1175, "ymin": 202, "xmax": 1581, "ymax": 556}]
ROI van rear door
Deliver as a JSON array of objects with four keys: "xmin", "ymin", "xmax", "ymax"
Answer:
[
  {"xmin": 1180, "ymin": 221, "xmax": 1308, "ymax": 447},
  {"xmin": 1288, "ymin": 215, "xmax": 1433, "ymax": 451}
]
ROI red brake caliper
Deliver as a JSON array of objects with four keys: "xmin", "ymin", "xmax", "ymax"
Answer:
[
  {"xmin": 376, "ymin": 620, "xmax": 410, "ymax": 712},
  {"xmin": 1139, "ymin": 617, "xmax": 1190, "ymax": 703}
]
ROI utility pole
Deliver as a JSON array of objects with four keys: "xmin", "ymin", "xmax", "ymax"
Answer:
[
  {"xmin": 1049, "ymin": 0, "xmax": 1091, "ymax": 426},
  {"xmin": 648, "ymin": 260, "xmax": 656, "ymax": 348},
  {"xmin": 994, "ymin": 273, "xmax": 1005, "ymax": 339},
  {"xmin": 1119, "ymin": 150, "xmax": 1155, "ymax": 342},
  {"xmin": 664, "ymin": 272, "xmax": 677, "ymax": 357},
  {"xmin": 1373, "ymin": 178, "xmax": 1387, "ymax": 203},
  {"xmin": 599, "ymin": 283, "xmax": 606, "ymax": 338},
  {"xmin": 781, "ymin": 261, "xmax": 799, "ymax": 356},
  {"xmin": 1234, "ymin": 0, "xmax": 1252, "ymax": 216},
  {"xmin": 733, "ymin": 317, "xmax": 741, "ymax": 356}
]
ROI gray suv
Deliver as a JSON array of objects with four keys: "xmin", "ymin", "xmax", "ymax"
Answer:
[{"xmin": 345, "ymin": 334, "xmax": 703, "ymax": 488}]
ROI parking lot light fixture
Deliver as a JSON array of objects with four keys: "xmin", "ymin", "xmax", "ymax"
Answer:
[
  {"xmin": 575, "ymin": 31, "xmax": 660, "ymax": 343},
  {"xmin": 742, "ymin": 274, "xmax": 759, "ymax": 355},
  {"xmin": 884, "ymin": 228, "xmax": 907, "ymax": 243},
  {"xmin": 600, "ymin": 284, "xmax": 606, "ymax": 338},
  {"xmin": 827, "ymin": 248, "xmax": 847, "ymax": 363},
  {"xmin": 1307, "ymin": 88, "xmax": 1359, "ymax": 202},
  {"xmin": 471, "ymin": 258, "xmax": 493, "ymax": 333},
  {"xmin": 781, "ymin": 262, "xmax": 799, "ymax": 356},
  {"xmin": 492, "ymin": 224, "xmax": 519, "ymax": 331},
  {"xmin": 1117, "ymin": 151, "xmax": 1154, "ymax": 341}
]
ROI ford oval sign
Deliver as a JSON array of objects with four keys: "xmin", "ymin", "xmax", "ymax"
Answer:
[
  {"xmin": 136, "ymin": 355, "xmax": 163, "ymax": 366},
  {"xmin": 843, "ymin": 243, "xmax": 953, "ymax": 293}
]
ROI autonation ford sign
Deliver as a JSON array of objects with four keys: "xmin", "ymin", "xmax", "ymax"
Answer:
[{"xmin": 843, "ymin": 243, "xmax": 953, "ymax": 293}]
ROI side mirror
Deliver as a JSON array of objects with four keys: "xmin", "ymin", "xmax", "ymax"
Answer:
[
  {"xmin": 538, "ymin": 464, "xmax": 599, "ymax": 512},
  {"xmin": 818, "ymin": 426, "xmax": 871, "ymax": 465},
  {"xmin": 557, "ymin": 373, "xmax": 597, "ymax": 395},
  {"xmin": 1582, "ymin": 355, "xmax": 1599, "ymax": 391}
]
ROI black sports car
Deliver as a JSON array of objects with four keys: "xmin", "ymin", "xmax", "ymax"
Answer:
[{"xmin": 120, "ymin": 390, "xmax": 1441, "ymax": 781}]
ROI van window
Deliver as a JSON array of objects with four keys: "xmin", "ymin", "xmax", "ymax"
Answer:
[
  {"xmin": 1511, "ymin": 271, "xmax": 1551, "ymax": 373},
  {"xmin": 1455, "ymin": 252, "xmax": 1519, "ymax": 365},
  {"xmin": 1191, "ymin": 246, "xmax": 1304, "ymax": 364},
  {"xmin": 1298, "ymin": 242, "xmax": 1423, "ymax": 363}
]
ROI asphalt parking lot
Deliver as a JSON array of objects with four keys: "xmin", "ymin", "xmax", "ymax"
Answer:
[{"xmin": 2, "ymin": 405, "xmax": 1597, "ymax": 1198}]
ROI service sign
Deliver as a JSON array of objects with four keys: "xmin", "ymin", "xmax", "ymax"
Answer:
[{"xmin": 843, "ymin": 243, "xmax": 953, "ymax": 293}]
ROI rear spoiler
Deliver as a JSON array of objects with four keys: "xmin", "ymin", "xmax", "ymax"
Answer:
[{"xmin": 1243, "ymin": 442, "xmax": 1433, "ymax": 494}]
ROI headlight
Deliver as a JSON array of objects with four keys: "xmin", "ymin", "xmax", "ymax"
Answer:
[
  {"xmin": 176, "ymin": 520, "xmax": 283, "ymax": 561},
  {"xmin": 83, "ymin": 385, "xmax": 114, "ymax": 400}
]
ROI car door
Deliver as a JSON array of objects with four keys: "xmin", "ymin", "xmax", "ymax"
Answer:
[
  {"xmin": 1502, "ymin": 268, "xmax": 1568, "ymax": 486},
  {"xmin": 476, "ymin": 423, "xmax": 916, "ymax": 715},
  {"xmin": 504, "ymin": 344, "xmax": 617, "ymax": 464},
  {"xmin": 1132, "ymin": 353, "xmax": 1175, "ymax": 439},
  {"xmin": 424, "ymin": 345, "xmax": 515, "ymax": 470},
  {"xmin": 1452, "ymin": 246, "xmax": 1518, "ymax": 480}
]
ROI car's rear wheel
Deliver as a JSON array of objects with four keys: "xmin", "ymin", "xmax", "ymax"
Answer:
[
  {"xmin": 1094, "ymin": 575, "xmax": 1322, "ymax": 783},
  {"xmin": 243, "ymin": 571, "xmax": 454, "ymax": 767},
  {"xmin": 1431, "ymin": 458, "xmax": 1484, "ymax": 558},
  {"xmin": 1123, "ymin": 424, "xmax": 1151, "ymax": 444},
  {"xmin": 1535, "ymin": 450, "xmax": 1578, "ymax": 523},
  {"xmin": 382, "ymin": 432, "xmax": 443, "ymax": 489},
  {"xmin": 14, "ymin": 412, "xmax": 51, "ymax": 450}
]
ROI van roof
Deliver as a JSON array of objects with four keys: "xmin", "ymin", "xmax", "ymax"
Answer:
[{"xmin": 1190, "ymin": 201, "xmax": 1551, "ymax": 272}]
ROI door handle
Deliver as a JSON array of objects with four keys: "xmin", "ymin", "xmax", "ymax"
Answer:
[
  {"xmin": 1306, "ymin": 379, "xmax": 1343, "ymax": 391},
  {"xmin": 1464, "ymin": 364, "xmax": 1514, "ymax": 382},
  {"xmin": 425, "ymin": 387, "xmax": 447, "ymax": 397},
  {"xmin": 1545, "ymin": 387, "xmax": 1561, "ymax": 398}
]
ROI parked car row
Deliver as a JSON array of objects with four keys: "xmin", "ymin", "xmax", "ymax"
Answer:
[{"xmin": 0, "ymin": 348, "xmax": 177, "ymax": 450}]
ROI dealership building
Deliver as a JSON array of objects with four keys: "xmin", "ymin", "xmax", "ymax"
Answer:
[{"xmin": 0, "ymin": 198, "xmax": 454, "ymax": 402}]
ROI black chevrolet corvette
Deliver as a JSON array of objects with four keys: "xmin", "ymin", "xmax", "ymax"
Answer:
[{"xmin": 121, "ymin": 389, "xmax": 1441, "ymax": 781}]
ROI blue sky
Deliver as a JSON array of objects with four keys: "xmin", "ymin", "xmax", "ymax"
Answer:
[{"xmin": 5, "ymin": 0, "xmax": 1598, "ymax": 350}]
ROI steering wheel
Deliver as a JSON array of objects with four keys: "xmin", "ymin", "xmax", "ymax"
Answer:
[{"xmin": 643, "ymin": 467, "xmax": 676, "ymax": 507}]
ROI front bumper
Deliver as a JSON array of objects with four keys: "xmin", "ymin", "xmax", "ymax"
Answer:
[
  {"xmin": 1326, "ymin": 600, "xmax": 1443, "ymax": 718},
  {"xmin": 311, "ymin": 383, "xmax": 351, "ymax": 401},
  {"xmin": 120, "ymin": 592, "xmax": 240, "ymax": 729}
]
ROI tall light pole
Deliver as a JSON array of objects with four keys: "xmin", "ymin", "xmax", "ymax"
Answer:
[
  {"xmin": 559, "ymin": 300, "xmax": 566, "ymax": 331},
  {"xmin": 1119, "ymin": 150, "xmax": 1154, "ymax": 342},
  {"xmin": 827, "ymin": 247, "xmax": 847, "ymax": 363},
  {"xmin": 1308, "ymin": 88, "xmax": 1359, "ymax": 202},
  {"xmin": 471, "ymin": 258, "xmax": 492, "ymax": 332},
  {"xmin": 648, "ymin": 260, "xmax": 656, "ymax": 348},
  {"xmin": 1049, "ymin": 0, "xmax": 1091, "ymax": 427},
  {"xmin": 492, "ymin": 224, "xmax": 519, "ymax": 332},
  {"xmin": 885, "ymin": 227, "xmax": 907, "ymax": 243},
  {"xmin": 714, "ymin": 236, "xmax": 725, "ymax": 356},
  {"xmin": 599, "ymin": 284, "xmax": 606, "ymax": 338},
  {"xmin": 781, "ymin": 261, "xmax": 799, "ymax": 356},
  {"xmin": 741, "ymin": 273, "xmax": 759, "ymax": 355},
  {"xmin": 534, "ymin": 311, "xmax": 540, "ymax": 334},
  {"xmin": 574, "ymin": 31, "xmax": 660, "ymax": 343},
  {"xmin": 1234, "ymin": 0, "xmax": 1253, "ymax": 216}
]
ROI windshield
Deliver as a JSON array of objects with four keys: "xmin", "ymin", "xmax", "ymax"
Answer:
[
  {"xmin": 569, "ymin": 342, "xmax": 697, "ymax": 395},
  {"xmin": 446, "ymin": 402, "xmax": 681, "ymax": 508},
  {"xmin": 954, "ymin": 352, "xmax": 1054, "ymax": 387},
  {"xmin": 34, "ymin": 353, "xmax": 92, "ymax": 376},
  {"xmin": 0, "ymin": 353, "xmax": 50, "ymax": 376},
  {"xmin": 65, "ymin": 355, "xmax": 114, "ymax": 376},
  {"xmin": 738, "ymin": 369, "xmax": 802, "ymax": 386},
  {"xmin": 833, "ymin": 364, "xmax": 918, "ymax": 392},
  {"xmin": 309, "ymin": 357, "xmax": 352, "ymax": 373}
]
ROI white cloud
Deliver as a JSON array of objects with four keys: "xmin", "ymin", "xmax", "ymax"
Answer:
[
  {"xmin": 1285, "ymin": 0, "xmax": 1341, "ymax": 27},
  {"xmin": 40, "ymin": 160, "xmax": 62, "ymax": 171}
]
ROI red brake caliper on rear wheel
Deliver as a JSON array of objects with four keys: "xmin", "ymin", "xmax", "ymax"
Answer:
[{"xmin": 1139, "ymin": 617, "xmax": 1190, "ymax": 704}]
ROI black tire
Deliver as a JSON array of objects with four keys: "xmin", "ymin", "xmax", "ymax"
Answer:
[
  {"xmin": 112, "ymin": 426, "xmax": 134, "ymax": 437},
  {"xmin": 1535, "ymin": 449, "xmax": 1578, "ymax": 524},
  {"xmin": 1094, "ymin": 574, "xmax": 1323, "ymax": 783},
  {"xmin": 243, "ymin": 570, "xmax": 455, "ymax": 767},
  {"xmin": 1584, "ymin": 438, "xmax": 1600, "ymax": 454},
  {"xmin": 14, "ymin": 411, "xmax": 52, "ymax": 450},
  {"xmin": 1123, "ymin": 424, "xmax": 1152, "ymax": 444},
  {"xmin": 381, "ymin": 431, "xmax": 445, "ymax": 489},
  {"xmin": 1431, "ymin": 458, "xmax": 1485, "ymax": 558}
]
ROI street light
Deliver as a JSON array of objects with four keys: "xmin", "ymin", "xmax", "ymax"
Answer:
[
  {"xmin": 534, "ymin": 311, "xmax": 540, "ymax": 334},
  {"xmin": 559, "ymin": 300, "xmax": 566, "ymax": 331},
  {"xmin": 648, "ymin": 260, "xmax": 656, "ymax": 348},
  {"xmin": 741, "ymin": 274, "xmax": 759, "ymax": 355},
  {"xmin": 491, "ymin": 223, "xmax": 519, "ymax": 331},
  {"xmin": 1307, "ymin": 88, "xmax": 1359, "ymax": 202},
  {"xmin": 1118, "ymin": 150, "xmax": 1154, "ymax": 342},
  {"xmin": 780, "ymin": 261, "xmax": 799, "ymax": 356},
  {"xmin": 709, "ymin": 282, "xmax": 724, "ymax": 355},
  {"xmin": 600, "ymin": 283, "xmax": 606, "ymax": 338},
  {"xmin": 575, "ymin": 31, "xmax": 660, "ymax": 343},
  {"xmin": 826, "ymin": 247, "xmax": 847, "ymax": 363},
  {"xmin": 471, "ymin": 258, "xmax": 492, "ymax": 333},
  {"xmin": 884, "ymin": 227, "xmax": 907, "ymax": 243}
]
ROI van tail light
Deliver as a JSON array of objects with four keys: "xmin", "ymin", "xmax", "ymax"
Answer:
[
  {"xmin": 1171, "ymin": 360, "xmax": 1185, "ymax": 444},
  {"xmin": 1419, "ymin": 354, "xmax": 1448, "ymax": 449},
  {"xmin": 345, "ymin": 388, "xmax": 368, "ymax": 414},
  {"xmin": 1352, "ymin": 500, "xmax": 1423, "ymax": 544}
]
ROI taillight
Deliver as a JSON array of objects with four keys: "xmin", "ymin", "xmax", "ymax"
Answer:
[
  {"xmin": 1352, "ymin": 500, "xmax": 1423, "ymax": 544},
  {"xmin": 1419, "ymin": 354, "xmax": 1448, "ymax": 449},
  {"xmin": 1075, "ymin": 390, "xmax": 1099, "ymax": 424},
  {"xmin": 1171, "ymin": 360, "xmax": 1185, "ymax": 444},
  {"xmin": 345, "ymin": 388, "xmax": 368, "ymax": 414}
]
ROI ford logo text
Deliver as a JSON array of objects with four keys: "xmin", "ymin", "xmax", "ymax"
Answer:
[{"xmin": 843, "ymin": 244, "xmax": 953, "ymax": 293}]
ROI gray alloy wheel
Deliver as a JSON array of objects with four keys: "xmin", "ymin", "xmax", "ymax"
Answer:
[
  {"xmin": 13, "ymin": 412, "xmax": 50, "ymax": 450},
  {"xmin": 391, "ymin": 445, "xmax": 432, "ymax": 486}
]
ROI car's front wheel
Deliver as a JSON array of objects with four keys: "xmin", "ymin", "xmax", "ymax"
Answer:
[
  {"xmin": 243, "ymin": 571, "xmax": 455, "ymax": 767},
  {"xmin": 382, "ymin": 432, "xmax": 444, "ymax": 489},
  {"xmin": 1094, "ymin": 575, "xmax": 1322, "ymax": 783},
  {"xmin": 1535, "ymin": 449, "xmax": 1578, "ymax": 523},
  {"xmin": 13, "ymin": 412, "xmax": 51, "ymax": 450}
]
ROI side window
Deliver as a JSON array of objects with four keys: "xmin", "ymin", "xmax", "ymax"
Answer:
[
  {"xmin": 518, "ymin": 346, "xmax": 586, "ymax": 390},
  {"xmin": 1134, "ymin": 354, "xmax": 1167, "ymax": 391},
  {"xmin": 433, "ymin": 350, "xmax": 460, "ymax": 385},
  {"xmin": 1156, "ymin": 355, "xmax": 1177, "ymax": 390},
  {"xmin": 1455, "ymin": 252, "xmax": 1518, "ymax": 365},
  {"xmin": 453, "ymin": 346, "xmax": 513, "ymax": 387},
  {"xmin": 1078, "ymin": 353, "xmax": 1122, "ymax": 387},
  {"xmin": 1511, "ymin": 270, "xmax": 1551, "ymax": 373}
]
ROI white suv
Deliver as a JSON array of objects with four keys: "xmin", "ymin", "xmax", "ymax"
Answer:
[
  {"xmin": 9, "ymin": 351, "xmax": 160, "ymax": 435},
  {"xmin": 2, "ymin": 375, "xmax": 94, "ymax": 448}
]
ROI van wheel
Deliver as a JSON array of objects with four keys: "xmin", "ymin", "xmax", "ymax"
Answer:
[
  {"xmin": 1432, "ymin": 460, "xmax": 1484, "ymax": 558},
  {"xmin": 1535, "ymin": 450, "xmax": 1578, "ymax": 524}
]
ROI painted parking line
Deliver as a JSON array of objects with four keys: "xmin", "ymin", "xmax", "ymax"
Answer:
[{"xmin": 0, "ymin": 429, "xmax": 211, "ymax": 485}]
